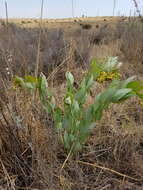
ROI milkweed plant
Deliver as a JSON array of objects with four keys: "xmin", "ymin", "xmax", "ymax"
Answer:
[{"xmin": 14, "ymin": 57, "xmax": 143, "ymax": 153}]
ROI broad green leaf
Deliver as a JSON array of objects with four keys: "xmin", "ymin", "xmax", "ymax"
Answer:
[
  {"xmin": 99, "ymin": 88, "xmax": 116, "ymax": 103},
  {"xmin": 80, "ymin": 77, "xmax": 86, "ymax": 89},
  {"xmin": 111, "ymin": 88, "xmax": 133, "ymax": 103},
  {"xmin": 65, "ymin": 72, "xmax": 75, "ymax": 94},
  {"xmin": 38, "ymin": 73, "xmax": 48, "ymax": 99},
  {"xmin": 86, "ymin": 75, "xmax": 94, "ymax": 90},
  {"xmin": 121, "ymin": 76, "xmax": 136, "ymax": 88},
  {"xmin": 94, "ymin": 106, "xmax": 103, "ymax": 120},
  {"xmin": 127, "ymin": 81, "xmax": 143, "ymax": 93}
]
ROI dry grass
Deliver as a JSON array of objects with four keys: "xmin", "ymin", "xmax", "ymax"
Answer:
[{"xmin": 0, "ymin": 17, "xmax": 143, "ymax": 189}]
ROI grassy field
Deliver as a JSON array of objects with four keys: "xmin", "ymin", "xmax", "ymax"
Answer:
[
  {"xmin": 0, "ymin": 16, "xmax": 143, "ymax": 190},
  {"xmin": 1, "ymin": 16, "xmax": 127, "ymax": 29}
]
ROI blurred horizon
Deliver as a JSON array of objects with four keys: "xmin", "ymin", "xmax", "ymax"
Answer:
[{"xmin": 0, "ymin": 0, "xmax": 142, "ymax": 19}]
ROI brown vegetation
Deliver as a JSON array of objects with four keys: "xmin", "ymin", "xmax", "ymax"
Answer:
[{"xmin": 0, "ymin": 16, "xmax": 143, "ymax": 189}]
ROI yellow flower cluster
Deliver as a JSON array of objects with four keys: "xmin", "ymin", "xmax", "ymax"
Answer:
[{"xmin": 96, "ymin": 71, "xmax": 120, "ymax": 83}]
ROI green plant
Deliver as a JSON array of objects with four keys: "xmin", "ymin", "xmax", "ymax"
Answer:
[
  {"xmin": 90, "ymin": 57, "xmax": 121, "ymax": 82},
  {"xmin": 14, "ymin": 57, "xmax": 143, "ymax": 153}
]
